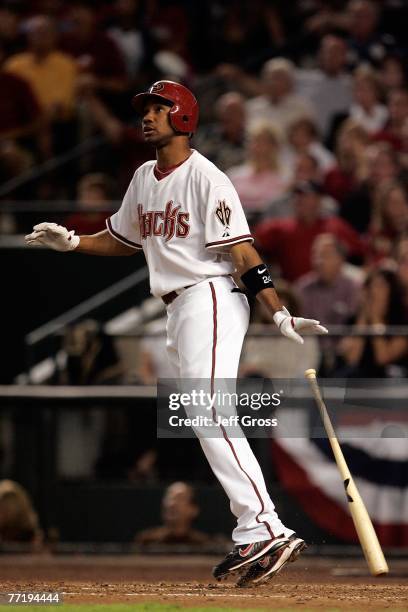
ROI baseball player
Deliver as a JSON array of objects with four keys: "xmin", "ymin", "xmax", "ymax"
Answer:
[{"xmin": 26, "ymin": 81, "xmax": 328, "ymax": 586}]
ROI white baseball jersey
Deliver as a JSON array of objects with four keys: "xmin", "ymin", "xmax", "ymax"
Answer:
[
  {"xmin": 106, "ymin": 149, "xmax": 294, "ymax": 546},
  {"xmin": 106, "ymin": 150, "xmax": 253, "ymax": 297}
]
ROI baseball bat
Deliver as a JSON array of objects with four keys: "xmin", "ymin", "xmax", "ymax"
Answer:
[{"xmin": 304, "ymin": 368, "xmax": 389, "ymax": 576}]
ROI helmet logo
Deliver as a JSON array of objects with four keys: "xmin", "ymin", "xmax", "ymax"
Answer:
[{"xmin": 150, "ymin": 82, "xmax": 165, "ymax": 93}]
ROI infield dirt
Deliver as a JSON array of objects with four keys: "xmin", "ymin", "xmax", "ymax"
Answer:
[{"xmin": 0, "ymin": 554, "xmax": 406, "ymax": 610}]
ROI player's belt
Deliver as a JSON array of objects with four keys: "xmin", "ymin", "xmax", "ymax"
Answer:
[
  {"xmin": 162, "ymin": 276, "xmax": 234, "ymax": 305},
  {"xmin": 161, "ymin": 285, "xmax": 192, "ymax": 305}
]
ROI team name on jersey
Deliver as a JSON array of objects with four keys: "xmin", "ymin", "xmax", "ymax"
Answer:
[{"xmin": 137, "ymin": 201, "xmax": 190, "ymax": 242}]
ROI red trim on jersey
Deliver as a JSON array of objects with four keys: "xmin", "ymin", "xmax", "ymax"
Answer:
[
  {"xmin": 154, "ymin": 153, "xmax": 192, "ymax": 181},
  {"xmin": 106, "ymin": 218, "xmax": 142, "ymax": 249},
  {"xmin": 210, "ymin": 282, "xmax": 217, "ymax": 387},
  {"xmin": 209, "ymin": 281, "xmax": 275, "ymax": 540},
  {"xmin": 206, "ymin": 234, "xmax": 253, "ymax": 248}
]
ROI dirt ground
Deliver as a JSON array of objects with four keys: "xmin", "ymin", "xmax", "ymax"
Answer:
[{"xmin": 0, "ymin": 554, "xmax": 406, "ymax": 610}]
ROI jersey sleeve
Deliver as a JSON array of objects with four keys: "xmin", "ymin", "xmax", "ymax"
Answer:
[
  {"xmin": 106, "ymin": 178, "xmax": 143, "ymax": 249},
  {"xmin": 204, "ymin": 184, "xmax": 253, "ymax": 252}
]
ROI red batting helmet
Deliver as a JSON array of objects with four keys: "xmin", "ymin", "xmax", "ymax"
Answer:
[{"xmin": 132, "ymin": 80, "xmax": 199, "ymax": 134}]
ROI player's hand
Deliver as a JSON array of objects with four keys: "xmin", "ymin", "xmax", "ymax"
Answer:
[
  {"xmin": 273, "ymin": 306, "xmax": 328, "ymax": 345},
  {"xmin": 25, "ymin": 222, "xmax": 80, "ymax": 252}
]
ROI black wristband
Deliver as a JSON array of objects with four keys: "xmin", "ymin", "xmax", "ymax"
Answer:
[{"xmin": 241, "ymin": 264, "xmax": 274, "ymax": 295}]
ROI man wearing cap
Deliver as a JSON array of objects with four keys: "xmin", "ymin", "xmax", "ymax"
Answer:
[{"xmin": 255, "ymin": 180, "xmax": 365, "ymax": 282}]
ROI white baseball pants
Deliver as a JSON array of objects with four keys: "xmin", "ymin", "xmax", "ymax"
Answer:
[{"xmin": 165, "ymin": 275, "xmax": 293, "ymax": 544}]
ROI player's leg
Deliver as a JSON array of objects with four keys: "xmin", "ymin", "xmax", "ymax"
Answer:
[
  {"xmin": 204, "ymin": 279, "xmax": 306, "ymax": 584},
  {"xmin": 167, "ymin": 277, "xmax": 298, "ymax": 578},
  {"xmin": 165, "ymin": 313, "xmax": 180, "ymax": 378}
]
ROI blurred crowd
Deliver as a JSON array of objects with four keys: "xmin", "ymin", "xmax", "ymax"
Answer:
[
  {"xmin": 1, "ymin": 0, "xmax": 408, "ymax": 378},
  {"xmin": 0, "ymin": 478, "xmax": 227, "ymax": 551}
]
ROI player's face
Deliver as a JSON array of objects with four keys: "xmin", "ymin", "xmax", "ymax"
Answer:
[{"xmin": 142, "ymin": 101, "xmax": 175, "ymax": 146}]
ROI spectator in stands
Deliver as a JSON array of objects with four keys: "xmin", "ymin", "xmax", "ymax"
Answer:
[
  {"xmin": 292, "ymin": 153, "xmax": 321, "ymax": 184},
  {"xmin": 240, "ymin": 281, "xmax": 319, "ymax": 379},
  {"xmin": 256, "ymin": 153, "xmax": 320, "ymax": 221},
  {"xmin": 285, "ymin": 116, "xmax": 335, "ymax": 174},
  {"xmin": 349, "ymin": 66, "xmax": 388, "ymax": 134},
  {"xmin": 266, "ymin": 153, "xmax": 338, "ymax": 221},
  {"xmin": 0, "ymin": 480, "xmax": 42, "ymax": 548},
  {"xmin": 65, "ymin": 173, "xmax": 114, "ymax": 235},
  {"xmin": 294, "ymin": 234, "xmax": 361, "ymax": 376},
  {"xmin": 208, "ymin": 1, "xmax": 285, "ymax": 70},
  {"xmin": 60, "ymin": 1, "xmax": 128, "ymax": 115},
  {"xmin": 135, "ymin": 481, "xmax": 211, "ymax": 547},
  {"xmin": 402, "ymin": 117, "xmax": 408, "ymax": 170},
  {"xmin": 0, "ymin": 40, "xmax": 45, "ymax": 146},
  {"xmin": 105, "ymin": 0, "xmax": 151, "ymax": 82},
  {"xmin": 0, "ymin": 39, "xmax": 50, "ymax": 199},
  {"xmin": 295, "ymin": 234, "xmax": 361, "ymax": 327},
  {"xmin": 345, "ymin": 0, "xmax": 396, "ymax": 69},
  {"xmin": 0, "ymin": 2, "xmax": 24, "ymax": 57},
  {"xmin": 4, "ymin": 14, "xmax": 78, "ymax": 166},
  {"xmin": 194, "ymin": 92, "xmax": 246, "ymax": 172},
  {"xmin": 341, "ymin": 142, "xmax": 402, "ymax": 233},
  {"xmin": 227, "ymin": 122, "xmax": 288, "ymax": 216},
  {"xmin": 58, "ymin": 319, "xmax": 123, "ymax": 385},
  {"xmin": 324, "ymin": 119, "xmax": 369, "ymax": 207},
  {"xmin": 5, "ymin": 16, "xmax": 77, "ymax": 123},
  {"xmin": 254, "ymin": 180, "xmax": 364, "ymax": 282},
  {"xmin": 338, "ymin": 268, "xmax": 408, "ymax": 377},
  {"xmin": 328, "ymin": 66, "xmax": 388, "ymax": 154},
  {"xmin": 295, "ymin": 233, "xmax": 363, "ymax": 374},
  {"xmin": 246, "ymin": 58, "xmax": 314, "ymax": 133},
  {"xmin": 79, "ymin": 90, "xmax": 151, "ymax": 189},
  {"xmin": 367, "ymin": 182, "xmax": 408, "ymax": 265},
  {"xmin": 395, "ymin": 237, "xmax": 408, "ymax": 312},
  {"xmin": 148, "ymin": 0, "xmax": 191, "ymax": 74},
  {"xmin": 379, "ymin": 55, "xmax": 407, "ymax": 95},
  {"xmin": 375, "ymin": 88, "xmax": 408, "ymax": 151},
  {"xmin": 296, "ymin": 34, "xmax": 352, "ymax": 139}
]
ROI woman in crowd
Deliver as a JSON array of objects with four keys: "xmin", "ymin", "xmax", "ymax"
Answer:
[
  {"xmin": 337, "ymin": 268, "xmax": 408, "ymax": 377},
  {"xmin": 367, "ymin": 181, "xmax": 408, "ymax": 264},
  {"xmin": 323, "ymin": 119, "xmax": 369, "ymax": 208},
  {"xmin": 340, "ymin": 142, "xmax": 402, "ymax": 233},
  {"xmin": 379, "ymin": 55, "xmax": 407, "ymax": 97},
  {"xmin": 395, "ymin": 236, "xmax": 408, "ymax": 314},
  {"xmin": 349, "ymin": 66, "xmax": 388, "ymax": 134},
  {"xmin": 227, "ymin": 121, "xmax": 288, "ymax": 217},
  {"xmin": 285, "ymin": 116, "xmax": 334, "ymax": 174}
]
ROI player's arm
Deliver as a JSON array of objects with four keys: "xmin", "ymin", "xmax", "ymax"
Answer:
[
  {"xmin": 230, "ymin": 241, "xmax": 328, "ymax": 345},
  {"xmin": 230, "ymin": 241, "xmax": 282, "ymax": 312},
  {"xmin": 76, "ymin": 230, "xmax": 136, "ymax": 256},
  {"xmin": 25, "ymin": 223, "xmax": 137, "ymax": 256}
]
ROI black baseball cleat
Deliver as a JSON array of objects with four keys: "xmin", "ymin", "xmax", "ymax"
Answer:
[
  {"xmin": 236, "ymin": 534, "xmax": 307, "ymax": 587},
  {"xmin": 212, "ymin": 535, "xmax": 290, "ymax": 581}
]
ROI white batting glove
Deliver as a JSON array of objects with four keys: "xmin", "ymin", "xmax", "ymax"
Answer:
[
  {"xmin": 273, "ymin": 306, "xmax": 328, "ymax": 345},
  {"xmin": 25, "ymin": 222, "xmax": 80, "ymax": 252}
]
